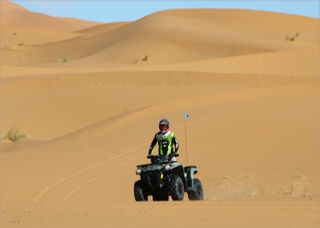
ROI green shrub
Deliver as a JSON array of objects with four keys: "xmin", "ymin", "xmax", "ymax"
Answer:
[
  {"xmin": 142, "ymin": 55, "xmax": 148, "ymax": 61},
  {"xmin": 2, "ymin": 127, "xmax": 29, "ymax": 142},
  {"xmin": 57, "ymin": 58, "xmax": 70, "ymax": 63},
  {"xmin": 286, "ymin": 32, "xmax": 299, "ymax": 41}
]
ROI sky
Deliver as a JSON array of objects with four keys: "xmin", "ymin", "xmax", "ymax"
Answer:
[{"xmin": 11, "ymin": 1, "xmax": 319, "ymax": 23}]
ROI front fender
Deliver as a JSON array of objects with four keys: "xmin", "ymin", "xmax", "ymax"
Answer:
[
  {"xmin": 184, "ymin": 166, "xmax": 198, "ymax": 179},
  {"xmin": 169, "ymin": 163, "xmax": 186, "ymax": 188}
]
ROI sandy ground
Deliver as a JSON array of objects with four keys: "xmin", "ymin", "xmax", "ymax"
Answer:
[{"xmin": 1, "ymin": 1, "xmax": 319, "ymax": 227}]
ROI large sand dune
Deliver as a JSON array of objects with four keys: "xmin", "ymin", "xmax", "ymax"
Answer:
[{"xmin": 1, "ymin": 1, "xmax": 319, "ymax": 227}]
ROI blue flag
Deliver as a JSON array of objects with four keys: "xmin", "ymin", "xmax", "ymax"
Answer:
[{"xmin": 184, "ymin": 112, "xmax": 189, "ymax": 118}]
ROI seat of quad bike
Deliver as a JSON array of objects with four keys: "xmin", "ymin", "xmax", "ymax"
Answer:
[{"xmin": 151, "ymin": 155, "xmax": 170, "ymax": 164}]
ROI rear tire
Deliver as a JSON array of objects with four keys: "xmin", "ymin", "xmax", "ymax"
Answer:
[
  {"xmin": 169, "ymin": 175, "xmax": 184, "ymax": 201},
  {"xmin": 134, "ymin": 181, "xmax": 148, "ymax": 201},
  {"xmin": 187, "ymin": 178, "xmax": 203, "ymax": 200}
]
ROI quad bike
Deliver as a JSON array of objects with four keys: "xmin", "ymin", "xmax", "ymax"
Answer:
[{"xmin": 134, "ymin": 155, "xmax": 204, "ymax": 201}]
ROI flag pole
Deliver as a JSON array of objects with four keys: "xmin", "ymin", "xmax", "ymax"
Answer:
[{"xmin": 184, "ymin": 112, "xmax": 189, "ymax": 165}]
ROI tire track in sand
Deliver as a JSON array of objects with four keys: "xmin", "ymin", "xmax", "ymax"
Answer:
[
  {"xmin": 32, "ymin": 143, "xmax": 148, "ymax": 203},
  {"xmin": 32, "ymin": 104, "xmax": 253, "ymax": 203},
  {"xmin": 61, "ymin": 98, "xmax": 305, "ymax": 202},
  {"xmin": 36, "ymin": 95, "xmax": 311, "ymax": 202},
  {"xmin": 60, "ymin": 95, "xmax": 316, "ymax": 202}
]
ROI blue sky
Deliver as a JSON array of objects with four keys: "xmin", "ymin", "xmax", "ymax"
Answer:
[{"xmin": 12, "ymin": 1, "xmax": 319, "ymax": 23}]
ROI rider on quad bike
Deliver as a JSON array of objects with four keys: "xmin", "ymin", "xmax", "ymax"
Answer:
[
  {"xmin": 134, "ymin": 119, "xmax": 204, "ymax": 201},
  {"xmin": 147, "ymin": 119, "xmax": 179, "ymax": 161}
]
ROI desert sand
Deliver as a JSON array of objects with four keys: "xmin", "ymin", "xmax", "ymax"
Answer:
[{"xmin": 1, "ymin": 0, "xmax": 319, "ymax": 227}]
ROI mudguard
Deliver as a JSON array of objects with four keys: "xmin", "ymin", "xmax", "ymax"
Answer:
[{"xmin": 184, "ymin": 166, "xmax": 198, "ymax": 190}]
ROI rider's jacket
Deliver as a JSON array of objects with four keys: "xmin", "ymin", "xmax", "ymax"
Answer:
[{"xmin": 148, "ymin": 131, "xmax": 179, "ymax": 156}]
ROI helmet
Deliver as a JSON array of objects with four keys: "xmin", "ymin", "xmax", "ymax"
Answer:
[{"xmin": 159, "ymin": 118, "xmax": 170, "ymax": 133}]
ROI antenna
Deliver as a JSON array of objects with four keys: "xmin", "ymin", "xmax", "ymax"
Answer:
[{"xmin": 184, "ymin": 112, "xmax": 189, "ymax": 165}]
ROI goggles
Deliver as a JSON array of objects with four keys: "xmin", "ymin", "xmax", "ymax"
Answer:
[{"xmin": 159, "ymin": 124, "xmax": 168, "ymax": 130}]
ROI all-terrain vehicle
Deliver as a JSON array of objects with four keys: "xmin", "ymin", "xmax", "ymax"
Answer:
[{"xmin": 134, "ymin": 155, "xmax": 204, "ymax": 201}]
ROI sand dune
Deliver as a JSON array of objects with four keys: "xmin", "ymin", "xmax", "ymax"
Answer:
[
  {"xmin": 3, "ymin": 8, "xmax": 317, "ymax": 66},
  {"xmin": 0, "ymin": 0, "xmax": 101, "ymax": 32},
  {"xmin": 1, "ymin": 1, "xmax": 319, "ymax": 227}
]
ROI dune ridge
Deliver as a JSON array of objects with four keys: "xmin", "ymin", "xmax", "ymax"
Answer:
[
  {"xmin": 3, "ymin": 7, "xmax": 317, "ymax": 66},
  {"xmin": 0, "ymin": 0, "xmax": 101, "ymax": 32},
  {"xmin": 1, "ymin": 1, "xmax": 319, "ymax": 227}
]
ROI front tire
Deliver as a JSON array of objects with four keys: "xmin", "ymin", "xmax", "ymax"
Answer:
[
  {"xmin": 134, "ymin": 181, "xmax": 148, "ymax": 201},
  {"xmin": 187, "ymin": 178, "xmax": 203, "ymax": 200},
  {"xmin": 169, "ymin": 175, "xmax": 184, "ymax": 201}
]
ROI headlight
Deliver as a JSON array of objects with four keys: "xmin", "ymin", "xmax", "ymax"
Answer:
[
  {"xmin": 165, "ymin": 164, "xmax": 171, "ymax": 170},
  {"xmin": 136, "ymin": 169, "xmax": 141, "ymax": 175}
]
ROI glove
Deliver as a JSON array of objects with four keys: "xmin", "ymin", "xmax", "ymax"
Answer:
[{"xmin": 171, "ymin": 153, "xmax": 179, "ymax": 157}]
